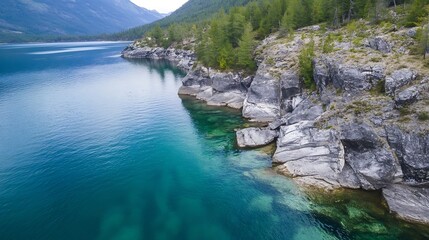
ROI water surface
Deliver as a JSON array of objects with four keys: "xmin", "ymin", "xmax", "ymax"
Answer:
[{"xmin": 0, "ymin": 42, "xmax": 428, "ymax": 240}]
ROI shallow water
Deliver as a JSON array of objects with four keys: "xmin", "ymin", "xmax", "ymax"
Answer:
[{"xmin": 0, "ymin": 42, "xmax": 428, "ymax": 240}]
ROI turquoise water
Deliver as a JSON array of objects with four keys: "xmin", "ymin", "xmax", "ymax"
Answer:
[{"xmin": 0, "ymin": 42, "xmax": 428, "ymax": 240}]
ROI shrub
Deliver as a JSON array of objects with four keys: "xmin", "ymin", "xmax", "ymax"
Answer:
[
  {"xmin": 322, "ymin": 34, "xmax": 335, "ymax": 53},
  {"xmin": 299, "ymin": 40, "xmax": 316, "ymax": 90}
]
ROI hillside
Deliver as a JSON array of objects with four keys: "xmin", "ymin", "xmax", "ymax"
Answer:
[
  {"xmin": 0, "ymin": 0, "xmax": 164, "ymax": 42},
  {"xmin": 111, "ymin": 0, "xmax": 252, "ymax": 40}
]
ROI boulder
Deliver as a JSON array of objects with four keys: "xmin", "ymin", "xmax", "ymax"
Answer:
[
  {"xmin": 340, "ymin": 123, "xmax": 403, "ymax": 190},
  {"xmin": 268, "ymin": 98, "xmax": 323, "ymax": 129},
  {"xmin": 386, "ymin": 126, "xmax": 429, "ymax": 182},
  {"xmin": 385, "ymin": 69, "xmax": 417, "ymax": 95},
  {"xmin": 273, "ymin": 121, "xmax": 349, "ymax": 189},
  {"xmin": 212, "ymin": 72, "xmax": 248, "ymax": 93},
  {"xmin": 365, "ymin": 37, "xmax": 392, "ymax": 53},
  {"xmin": 181, "ymin": 67, "xmax": 211, "ymax": 87},
  {"xmin": 206, "ymin": 92, "xmax": 246, "ymax": 109},
  {"xmin": 383, "ymin": 184, "xmax": 429, "ymax": 224},
  {"xmin": 236, "ymin": 127, "xmax": 278, "ymax": 148},
  {"xmin": 394, "ymin": 86, "xmax": 419, "ymax": 106},
  {"xmin": 313, "ymin": 57, "xmax": 384, "ymax": 92},
  {"xmin": 243, "ymin": 72, "xmax": 281, "ymax": 122}
]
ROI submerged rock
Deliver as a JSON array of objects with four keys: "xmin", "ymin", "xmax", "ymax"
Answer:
[
  {"xmin": 383, "ymin": 184, "xmax": 429, "ymax": 224},
  {"xmin": 236, "ymin": 127, "xmax": 278, "ymax": 148}
]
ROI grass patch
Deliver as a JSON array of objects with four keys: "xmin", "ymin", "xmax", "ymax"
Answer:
[
  {"xmin": 345, "ymin": 101, "xmax": 373, "ymax": 115},
  {"xmin": 399, "ymin": 107, "xmax": 412, "ymax": 116},
  {"xmin": 370, "ymin": 57, "xmax": 382, "ymax": 62},
  {"xmin": 370, "ymin": 80, "xmax": 386, "ymax": 96},
  {"xmin": 418, "ymin": 112, "xmax": 429, "ymax": 121}
]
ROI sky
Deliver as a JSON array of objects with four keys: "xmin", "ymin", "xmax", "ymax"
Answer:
[{"xmin": 130, "ymin": 0, "xmax": 189, "ymax": 13}]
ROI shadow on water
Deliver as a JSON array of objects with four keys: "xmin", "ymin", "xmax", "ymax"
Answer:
[{"xmin": 123, "ymin": 58, "xmax": 186, "ymax": 81}]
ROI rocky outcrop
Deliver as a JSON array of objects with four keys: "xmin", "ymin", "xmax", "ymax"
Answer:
[
  {"xmin": 383, "ymin": 184, "xmax": 429, "ymax": 224},
  {"xmin": 365, "ymin": 37, "xmax": 392, "ymax": 53},
  {"xmin": 395, "ymin": 86, "xmax": 419, "ymax": 106},
  {"xmin": 121, "ymin": 45, "xmax": 195, "ymax": 71},
  {"xmin": 313, "ymin": 56, "xmax": 384, "ymax": 93},
  {"xmin": 236, "ymin": 127, "xmax": 278, "ymax": 148},
  {"xmin": 242, "ymin": 72, "xmax": 281, "ymax": 122},
  {"xmin": 385, "ymin": 68, "xmax": 417, "ymax": 95},
  {"xmin": 178, "ymin": 67, "xmax": 250, "ymax": 109},
  {"xmin": 123, "ymin": 26, "xmax": 429, "ymax": 224},
  {"xmin": 273, "ymin": 121, "xmax": 356, "ymax": 189},
  {"xmin": 340, "ymin": 123, "xmax": 403, "ymax": 190},
  {"xmin": 386, "ymin": 126, "xmax": 429, "ymax": 183}
]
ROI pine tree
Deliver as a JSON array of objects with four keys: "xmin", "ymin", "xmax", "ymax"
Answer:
[
  {"xmin": 406, "ymin": 0, "xmax": 429, "ymax": 27},
  {"xmin": 237, "ymin": 23, "xmax": 256, "ymax": 70},
  {"xmin": 299, "ymin": 39, "xmax": 316, "ymax": 90},
  {"xmin": 151, "ymin": 25, "xmax": 163, "ymax": 45}
]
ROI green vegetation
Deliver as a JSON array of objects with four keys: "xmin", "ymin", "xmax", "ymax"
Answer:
[
  {"xmin": 370, "ymin": 80, "xmax": 386, "ymax": 95},
  {"xmin": 418, "ymin": 112, "xmax": 429, "ymax": 121},
  {"xmin": 132, "ymin": 0, "xmax": 428, "ymax": 72},
  {"xmin": 299, "ymin": 40, "xmax": 316, "ymax": 90},
  {"xmin": 322, "ymin": 33, "xmax": 335, "ymax": 53}
]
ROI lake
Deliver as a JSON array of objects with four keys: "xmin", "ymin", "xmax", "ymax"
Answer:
[{"xmin": 0, "ymin": 42, "xmax": 428, "ymax": 240}]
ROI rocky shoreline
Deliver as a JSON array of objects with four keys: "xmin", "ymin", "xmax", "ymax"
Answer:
[{"xmin": 121, "ymin": 27, "xmax": 429, "ymax": 225}]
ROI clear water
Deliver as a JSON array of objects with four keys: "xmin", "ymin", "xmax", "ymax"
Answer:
[{"xmin": 0, "ymin": 42, "xmax": 428, "ymax": 240}]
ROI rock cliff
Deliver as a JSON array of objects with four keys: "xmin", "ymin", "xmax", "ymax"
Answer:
[{"xmin": 121, "ymin": 22, "xmax": 429, "ymax": 224}]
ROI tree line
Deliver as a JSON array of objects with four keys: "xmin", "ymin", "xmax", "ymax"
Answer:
[{"xmin": 144, "ymin": 0, "xmax": 429, "ymax": 71}]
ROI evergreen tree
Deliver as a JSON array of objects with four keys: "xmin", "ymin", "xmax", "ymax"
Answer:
[
  {"xmin": 237, "ymin": 23, "xmax": 257, "ymax": 70},
  {"xmin": 150, "ymin": 25, "xmax": 163, "ymax": 45},
  {"xmin": 298, "ymin": 39, "xmax": 316, "ymax": 90},
  {"xmin": 406, "ymin": 0, "xmax": 429, "ymax": 27}
]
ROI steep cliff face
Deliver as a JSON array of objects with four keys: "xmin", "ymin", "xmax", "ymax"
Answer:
[{"xmin": 121, "ymin": 21, "xmax": 429, "ymax": 224}]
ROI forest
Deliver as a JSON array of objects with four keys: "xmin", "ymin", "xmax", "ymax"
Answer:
[{"xmin": 141, "ymin": 0, "xmax": 429, "ymax": 72}]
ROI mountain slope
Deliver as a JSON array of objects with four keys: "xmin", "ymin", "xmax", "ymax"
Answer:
[
  {"xmin": 111, "ymin": 0, "xmax": 252, "ymax": 40},
  {"xmin": 0, "ymin": 0, "xmax": 163, "ymax": 37}
]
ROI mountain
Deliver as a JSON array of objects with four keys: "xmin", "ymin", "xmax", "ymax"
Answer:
[
  {"xmin": 0, "ymin": 0, "xmax": 164, "ymax": 38},
  {"xmin": 111, "ymin": 0, "xmax": 252, "ymax": 40}
]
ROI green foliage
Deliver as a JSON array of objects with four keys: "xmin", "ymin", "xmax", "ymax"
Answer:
[
  {"xmin": 405, "ymin": 0, "xmax": 429, "ymax": 27},
  {"xmin": 109, "ymin": 0, "xmax": 429, "ymax": 73},
  {"xmin": 237, "ymin": 23, "xmax": 257, "ymax": 70},
  {"xmin": 418, "ymin": 112, "xmax": 429, "ymax": 121},
  {"xmin": 370, "ymin": 80, "xmax": 386, "ymax": 95},
  {"xmin": 299, "ymin": 40, "xmax": 316, "ymax": 90},
  {"xmin": 322, "ymin": 33, "xmax": 335, "ymax": 53}
]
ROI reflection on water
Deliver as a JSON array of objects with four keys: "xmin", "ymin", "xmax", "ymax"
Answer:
[{"xmin": 124, "ymin": 58, "xmax": 186, "ymax": 80}]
